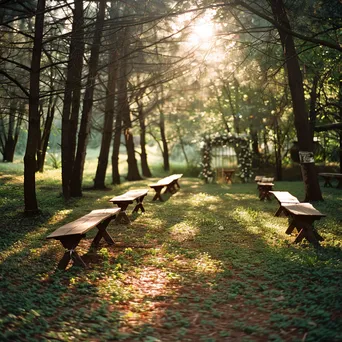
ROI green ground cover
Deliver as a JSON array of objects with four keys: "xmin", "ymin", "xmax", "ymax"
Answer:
[{"xmin": 0, "ymin": 164, "xmax": 341, "ymax": 341}]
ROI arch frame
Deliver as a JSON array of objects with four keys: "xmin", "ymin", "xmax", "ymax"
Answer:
[{"xmin": 199, "ymin": 133, "xmax": 253, "ymax": 183}]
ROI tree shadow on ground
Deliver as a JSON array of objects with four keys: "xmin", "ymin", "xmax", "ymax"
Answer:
[{"xmin": 0, "ymin": 178, "xmax": 341, "ymax": 341}]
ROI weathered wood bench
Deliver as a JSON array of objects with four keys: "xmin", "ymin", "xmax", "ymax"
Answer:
[
  {"xmin": 255, "ymin": 176, "xmax": 274, "ymax": 183},
  {"xmin": 149, "ymin": 174, "xmax": 183, "ymax": 201},
  {"xmin": 318, "ymin": 172, "xmax": 342, "ymax": 188},
  {"xmin": 269, "ymin": 191, "xmax": 300, "ymax": 216},
  {"xmin": 257, "ymin": 182, "xmax": 274, "ymax": 201},
  {"xmin": 254, "ymin": 175, "xmax": 265, "ymax": 182},
  {"xmin": 281, "ymin": 203, "xmax": 325, "ymax": 247},
  {"xmin": 109, "ymin": 189, "xmax": 148, "ymax": 224},
  {"xmin": 46, "ymin": 208, "xmax": 121, "ymax": 270}
]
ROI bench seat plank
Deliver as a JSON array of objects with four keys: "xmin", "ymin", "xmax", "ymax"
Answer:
[
  {"xmin": 110, "ymin": 189, "xmax": 148, "ymax": 203},
  {"xmin": 109, "ymin": 189, "xmax": 149, "ymax": 223},
  {"xmin": 269, "ymin": 191, "xmax": 300, "ymax": 204},
  {"xmin": 149, "ymin": 174, "xmax": 183, "ymax": 201},
  {"xmin": 282, "ymin": 203, "xmax": 325, "ymax": 217},
  {"xmin": 47, "ymin": 208, "xmax": 120, "ymax": 239},
  {"xmin": 269, "ymin": 191, "xmax": 300, "ymax": 216}
]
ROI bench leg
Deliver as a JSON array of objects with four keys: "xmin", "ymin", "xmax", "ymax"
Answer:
[
  {"xmin": 152, "ymin": 186, "xmax": 164, "ymax": 201},
  {"xmin": 285, "ymin": 219, "xmax": 296, "ymax": 235},
  {"xmin": 91, "ymin": 217, "xmax": 115, "ymax": 248},
  {"xmin": 323, "ymin": 177, "xmax": 332, "ymax": 188},
  {"xmin": 114, "ymin": 203, "xmax": 131, "ymax": 224},
  {"xmin": 57, "ymin": 235, "xmax": 86, "ymax": 270},
  {"xmin": 274, "ymin": 206, "xmax": 283, "ymax": 217},
  {"xmin": 164, "ymin": 183, "xmax": 176, "ymax": 194},
  {"xmin": 291, "ymin": 218, "xmax": 323, "ymax": 247},
  {"xmin": 132, "ymin": 195, "xmax": 147, "ymax": 213}
]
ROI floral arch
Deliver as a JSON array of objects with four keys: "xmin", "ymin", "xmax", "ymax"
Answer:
[{"xmin": 199, "ymin": 133, "xmax": 253, "ymax": 183}]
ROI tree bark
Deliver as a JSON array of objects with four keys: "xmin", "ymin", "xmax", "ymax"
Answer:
[
  {"xmin": 270, "ymin": 0, "xmax": 323, "ymax": 201},
  {"xmin": 118, "ymin": 40, "xmax": 142, "ymax": 181},
  {"xmin": 70, "ymin": 0, "xmax": 106, "ymax": 196},
  {"xmin": 111, "ymin": 106, "xmax": 122, "ymax": 185},
  {"xmin": 159, "ymin": 109, "xmax": 170, "ymax": 171},
  {"xmin": 24, "ymin": 0, "xmax": 45, "ymax": 215},
  {"xmin": 37, "ymin": 95, "xmax": 56, "ymax": 172},
  {"xmin": 273, "ymin": 116, "xmax": 283, "ymax": 181},
  {"xmin": 2, "ymin": 100, "xmax": 22, "ymax": 162},
  {"xmin": 309, "ymin": 74, "xmax": 319, "ymax": 139},
  {"xmin": 61, "ymin": 0, "xmax": 84, "ymax": 200},
  {"xmin": 138, "ymin": 101, "xmax": 152, "ymax": 177},
  {"xmin": 94, "ymin": 50, "xmax": 118, "ymax": 189},
  {"xmin": 338, "ymin": 79, "xmax": 342, "ymax": 173}
]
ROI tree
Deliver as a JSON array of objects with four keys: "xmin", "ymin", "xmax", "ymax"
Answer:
[
  {"xmin": 61, "ymin": 0, "xmax": 84, "ymax": 200},
  {"xmin": 24, "ymin": 0, "xmax": 46, "ymax": 214},
  {"xmin": 268, "ymin": 0, "xmax": 323, "ymax": 201},
  {"xmin": 93, "ymin": 5, "xmax": 119, "ymax": 189},
  {"xmin": 70, "ymin": 0, "xmax": 106, "ymax": 197}
]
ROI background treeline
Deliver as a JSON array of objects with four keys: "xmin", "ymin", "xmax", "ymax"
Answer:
[{"xmin": 0, "ymin": 0, "xmax": 341, "ymax": 212}]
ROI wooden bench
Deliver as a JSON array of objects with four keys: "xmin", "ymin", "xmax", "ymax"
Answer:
[
  {"xmin": 281, "ymin": 203, "xmax": 325, "ymax": 247},
  {"xmin": 255, "ymin": 176, "xmax": 274, "ymax": 183},
  {"xmin": 254, "ymin": 175, "xmax": 265, "ymax": 182},
  {"xmin": 269, "ymin": 191, "xmax": 300, "ymax": 216},
  {"xmin": 149, "ymin": 174, "xmax": 183, "ymax": 201},
  {"xmin": 46, "ymin": 208, "xmax": 121, "ymax": 270},
  {"xmin": 223, "ymin": 169, "xmax": 235, "ymax": 184},
  {"xmin": 257, "ymin": 182, "xmax": 274, "ymax": 201},
  {"xmin": 318, "ymin": 172, "xmax": 342, "ymax": 188},
  {"xmin": 109, "ymin": 189, "xmax": 148, "ymax": 224}
]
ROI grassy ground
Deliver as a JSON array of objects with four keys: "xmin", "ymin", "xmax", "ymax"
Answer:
[{"xmin": 0, "ymin": 163, "xmax": 341, "ymax": 342}]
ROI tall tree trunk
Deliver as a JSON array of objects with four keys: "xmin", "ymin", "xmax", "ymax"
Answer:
[
  {"xmin": 159, "ymin": 109, "xmax": 170, "ymax": 171},
  {"xmin": 70, "ymin": 0, "xmax": 106, "ymax": 196},
  {"xmin": 138, "ymin": 101, "xmax": 152, "ymax": 177},
  {"xmin": 37, "ymin": 95, "xmax": 56, "ymax": 172},
  {"xmin": 3, "ymin": 100, "xmax": 20, "ymax": 162},
  {"xmin": 176, "ymin": 124, "xmax": 189, "ymax": 167},
  {"xmin": 309, "ymin": 74, "xmax": 319, "ymax": 140},
  {"xmin": 94, "ymin": 50, "xmax": 118, "ymax": 189},
  {"xmin": 111, "ymin": 107, "xmax": 122, "ymax": 185},
  {"xmin": 270, "ymin": 0, "xmax": 323, "ymax": 201},
  {"xmin": 274, "ymin": 117, "xmax": 283, "ymax": 180},
  {"xmin": 250, "ymin": 126, "xmax": 260, "ymax": 168},
  {"xmin": 61, "ymin": 0, "xmax": 84, "ymax": 200},
  {"xmin": 24, "ymin": 0, "xmax": 45, "ymax": 215},
  {"xmin": 339, "ymin": 79, "xmax": 342, "ymax": 173},
  {"xmin": 118, "ymin": 44, "xmax": 141, "ymax": 181}
]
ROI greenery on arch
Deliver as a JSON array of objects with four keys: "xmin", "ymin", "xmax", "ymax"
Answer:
[{"xmin": 199, "ymin": 133, "xmax": 253, "ymax": 183}]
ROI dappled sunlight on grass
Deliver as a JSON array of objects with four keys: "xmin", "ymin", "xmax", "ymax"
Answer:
[
  {"xmin": 225, "ymin": 192, "xmax": 257, "ymax": 201},
  {"xmin": 46, "ymin": 209, "xmax": 73, "ymax": 225},
  {"xmin": 0, "ymin": 227, "xmax": 49, "ymax": 266},
  {"xmin": 169, "ymin": 222, "xmax": 199, "ymax": 242},
  {"xmin": 189, "ymin": 192, "xmax": 221, "ymax": 206},
  {"xmin": 0, "ymin": 170, "xmax": 342, "ymax": 341},
  {"xmin": 233, "ymin": 206, "xmax": 258, "ymax": 224}
]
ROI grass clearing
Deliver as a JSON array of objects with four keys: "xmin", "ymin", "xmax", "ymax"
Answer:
[{"xmin": 0, "ymin": 164, "xmax": 341, "ymax": 341}]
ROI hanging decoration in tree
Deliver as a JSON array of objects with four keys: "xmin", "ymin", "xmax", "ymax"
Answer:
[{"xmin": 199, "ymin": 132, "xmax": 253, "ymax": 183}]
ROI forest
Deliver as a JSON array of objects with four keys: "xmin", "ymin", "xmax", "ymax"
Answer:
[
  {"xmin": 0, "ymin": 1, "xmax": 342, "ymax": 341},
  {"xmin": 0, "ymin": 0, "xmax": 341, "ymax": 213}
]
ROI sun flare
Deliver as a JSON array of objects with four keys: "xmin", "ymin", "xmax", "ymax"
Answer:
[{"xmin": 188, "ymin": 18, "xmax": 215, "ymax": 47}]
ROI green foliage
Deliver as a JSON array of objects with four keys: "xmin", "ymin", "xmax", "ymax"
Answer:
[{"xmin": 47, "ymin": 152, "xmax": 61, "ymax": 169}]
